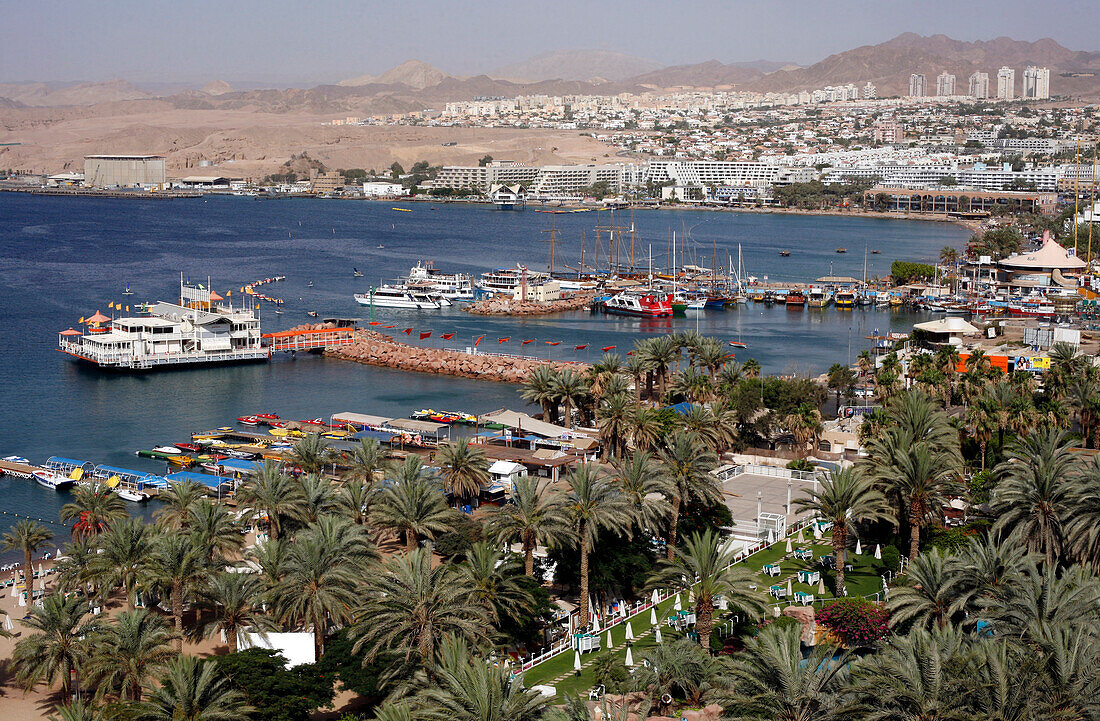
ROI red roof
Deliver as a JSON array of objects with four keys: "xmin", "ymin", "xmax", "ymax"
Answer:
[
  {"xmin": 85, "ymin": 310, "xmax": 111, "ymax": 324},
  {"xmin": 59, "ymin": 328, "xmax": 82, "ymax": 336}
]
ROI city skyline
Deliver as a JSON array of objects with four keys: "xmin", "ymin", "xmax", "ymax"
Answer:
[{"xmin": 1, "ymin": 0, "xmax": 1099, "ymax": 84}]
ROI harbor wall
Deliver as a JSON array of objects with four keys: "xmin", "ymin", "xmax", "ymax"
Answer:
[
  {"xmin": 313, "ymin": 325, "xmax": 588, "ymax": 383},
  {"xmin": 463, "ymin": 291, "xmax": 595, "ymax": 316}
]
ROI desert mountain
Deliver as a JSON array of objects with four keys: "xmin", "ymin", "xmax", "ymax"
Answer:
[
  {"xmin": 0, "ymin": 79, "xmax": 150, "ymax": 107},
  {"xmin": 626, "ymin": 60, "xmax": 764, "ymax": 89},
  {"xmin": 490, "ymin": 50, "xmax": 662, "ymax": 83},
  {"xmin": 746, "ymin": 33, "xmax": 1100, "ymax": 96},
  {"xmin": 201, "ymin": 80, "xmax": 234, "ymax": 96},
  {"xmin": 340, "ymin": 60, "xmax": 452, "ymax": 90}
]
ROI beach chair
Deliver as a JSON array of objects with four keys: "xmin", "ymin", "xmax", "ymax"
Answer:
[
  {"xmin": 793, "ymin": 591, "xmax": 814, "ymax": 605},
  {"xmin": 763, "ymin": 563, "xmax": 781, "ymax": 577},
  {"xmin": 770, "ymin": 584, "xmax": 787, "ymax": 599},
  {"xmin": 797, "ymin": 570, "xmax": 820, "ymax": 585},
  {"xmin": 794, "ymin": 548, "xmax": 813, "ymax": 561}
]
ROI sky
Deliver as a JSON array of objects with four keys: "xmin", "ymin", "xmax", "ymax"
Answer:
[{"xmin": 1, "ymin": 0, "xmax": 1098, "ymax": 85}]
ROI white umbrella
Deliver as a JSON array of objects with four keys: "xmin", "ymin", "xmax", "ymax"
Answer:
[
  {"xmin": 55, "ymin": 548, "xmax": 61, "ymax": 558},
  {"xmin": 688, "ymin": 588, "xmax": 695, "ymax": 603},
  {"xmin": 654, "ymin": 627, "xmax": 663, "ymax": 644},
  {"xmin": 773, "ymin": 605, "xmax": 781, "ymax": 618},
  {"xmin": 606, "ymin": 630, "xmax": 613, "ymax": 649},
  {"xmin": 818, "ymin": 576, "xmax": 827, "ymax": 595},
  {"xmin": 621, "ymin": 599, "xmax": 628, "ymax": 617},
  {"xmin": 797, "ymin": 528, "xmax": 805, "ymax": 544},
  {"xmin": 3, "ymin": 615, "xmax": 12, "ymax": 630},
  {"xmin": 813, "ymin": 525, "xmax": 822, "ymax": 540},
  {"xmin": 786, "ymin": 578, "xmax": 793, "ymax": 596},
  {"xmin": 625, "ymin": 646, "xmax": 634, "ymax": 667},
  {"xmin": 591, "ymin": 613, "xmax": 600, "ymax": 633},
  {"xmin": 767, "ymin": 529, "xmax": 776, "ymax": 545},
  {"xmin": 37, "ymin": 564, "xmax": 43, "ymax": 577},
  {"xmin": 674, "ymin": 594, "xmax": 682, "ymax": 611},
  {"xmin": 574, "ymin": 651, "xmax": 582, "ymax": 671},
  {"xmin": 785, "ymin": 538, "xmax": 792, "ymax": 553},
  {"xmin": 874, "ymin": 544, "xmax": 882, "ymax": 560},
  {"xmin": 650, "ymin": 607, "xmax": 658, "ymax": 625},
  {"xmin": 855, "ymin": 539, "xmax": 862, "ymax": 555},
  {"xmin": 651, "ymin": 589, "xmax": 660, "ymax": 605},
  {"xmin": 625, "ymin": 621, "xmax": 634, "ymax": 641}
]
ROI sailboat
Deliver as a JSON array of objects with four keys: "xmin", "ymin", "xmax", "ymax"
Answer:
[
  {"xmin": 353, "ymin": 268, "xmax": 364, "ymax": 277},
  {"xmin": 731, "ymin": 246, "xmax": 749, "ymax": 304},
  {"xmin": 122, "ymin": 283, "xmax": 134, "ymax": 296},
  {"xmin": 307, "ymin": 280, "xmax": 314, "ymax": 287}
]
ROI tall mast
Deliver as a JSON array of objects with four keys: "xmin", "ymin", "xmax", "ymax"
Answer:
[
  {"xmin": 1074, "ymin": 138, "xmax": 1081, "ymax": 256},
  {"xmin": 1090, "ymin": 140, "xmax": 1098, "ymax": 265},
  {"xmin": 541, "ymin": 215, "xmax": 559, "ymax": 274}
]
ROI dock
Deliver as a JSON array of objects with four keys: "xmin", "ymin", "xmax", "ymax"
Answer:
[{"xmin": 0, "ymin": 459, "xmax": 38, "ymax": 479}]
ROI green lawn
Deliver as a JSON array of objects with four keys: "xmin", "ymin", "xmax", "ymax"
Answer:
[{"xmin": 522, "ymin": 531, "xmax": 891, "ymax": 697}]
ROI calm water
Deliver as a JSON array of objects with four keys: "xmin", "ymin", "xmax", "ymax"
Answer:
[{"xmin": 0, "ymin": 194, "xmax": 968, "ymax": 548}]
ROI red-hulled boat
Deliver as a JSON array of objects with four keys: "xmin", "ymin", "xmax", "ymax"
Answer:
[{"xmin": 602, "ymin": 289, "xmax": 673, "ymax": 318}]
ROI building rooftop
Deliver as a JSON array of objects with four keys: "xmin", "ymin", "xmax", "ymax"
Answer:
[
  {"xmin": 84, "ymin": 154, "xmax": 165, "ymax": 160},
  {"xmin": 999, "ymin": 232, "xmax": 1086, "ymax": 270}
]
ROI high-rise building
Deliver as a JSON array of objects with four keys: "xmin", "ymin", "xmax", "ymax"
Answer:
[
  {"xmin": 872, "ymin": 119, "xmax": 905, "ymax": 144},
  {"xmin": 997, "ymin": 67, "xmax": 1015, "ymax": 100},
  {"xmin": 968, "ymin": 72, "xmax": 990, "ymax": 99},
  {"xmin": 863, "ymin": 82, "xmax": 877, "ymax": 100},
  {"xmin": 936, "ymin": 72, "xmax": 956, "ymax": 97},
  {"xmin": 1023, "ymin": 66, "xmax": 1051, "ymax": 100},
  {"xmin": 909, "ymin": 73, "xmax": 926, "ymax": 98}
]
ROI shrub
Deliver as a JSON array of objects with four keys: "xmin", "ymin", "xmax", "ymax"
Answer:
[
  {"xmin": 432, "ymin": 514, "xmax": 483, "ymax": 559},
  {"xmin": 214, "ymin": 648, "xmax": 335, "ymax": 721},
  {"xmin": 927, "ymin": 526, "xmax": 978, "ymax": 555},
  {"xmin": 968, "ymin": 470, "xmax": 995, "ymax": 505},
  {"xmin": 817, "ymin": 598, "xmax": 889, "ymax": 648},
  {"xmin": 879, "ymin": 545, "xmax": 901, "ymax": 573}
]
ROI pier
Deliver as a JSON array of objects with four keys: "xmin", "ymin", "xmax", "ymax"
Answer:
[{"xmin": 263, "ymin": 326, "xmax": 355, "ymax": 353}]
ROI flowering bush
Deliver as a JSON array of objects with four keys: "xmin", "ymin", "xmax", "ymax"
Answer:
[{"xmin": 816, "ymin": 598, "xmax": 890, "ymax": 648}]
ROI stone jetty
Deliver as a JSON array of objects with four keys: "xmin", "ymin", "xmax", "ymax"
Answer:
[
  {"xmin": 304, "ymin": 325, "xmax": 587, "ymax": 384},
  {"xmin": 463, "ymin": 291, "xmax": 594, "ymax": 316}
]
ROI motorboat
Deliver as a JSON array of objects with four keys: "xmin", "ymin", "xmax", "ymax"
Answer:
[
  {"xmin": 601, "ymin": 289, "xmax": 673, "ymax": 317},
  {"xmin": 33, "ymin": 469, "xmax": 75, "ymax": 490},
  {"xmin": 834, "ymin": 290, "xmax": 857, "ymax": 309},
  {"xmin": 354, "ymin": 285, "xmax": 443, "ymax": 310},
  {"xmin": 404, "ymin": 261, "xmax": 474, "ymax": 300},
  {"xmin": 116, "ymin": 488, "xmax": 149, "ymax": 502},
  {"xmin": 807, "ymin": 287, "xmax": 832, "ymax": 308},
  {"xmin": 785, "ymin": 290, "xmax": 806, "ymax": 308}
]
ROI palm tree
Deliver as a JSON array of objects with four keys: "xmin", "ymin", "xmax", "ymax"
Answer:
[
  {"xmin": 520, "ymin": 365, "xmax": 559, "ymax": 423},
  {"xmin": 335, "ymin": 476, "xmax": 374, "ymax": 526},
  {"xmin": 984, "ymin": 564, "xmax": 1100, "ymax": 639},
  {"xmin": 353, "ymin": 547, "xmax": 490, "ymax": 665},
  {"xmin": 640, "ymin": 639, "xmax": 723, "ymax": 708},
  {"xmin": 371, "ymin": 459, "xmax": 454, "ymax": 552},
  {"xmin": 85, "ymin": 608, "xmax": 176, "ymax": 702},
  {"xmin": 782, "ymin": 404, "xmax": 823, "ymax": 459},
  {"xmin": 694, "ymin": 338, "xmax": 726, "ymax": 379},
  {"xmin": 710, "ymin": 399, "xmax": 740, "ymax": 453},
  {"xmin": 657, "ymin": 431, "xmax": 719, "ymax": 560},
  {"xmin": 485, "ymin": 475, "xmax": 570, "ymax": 576},
  {"xmin": 286, "ymin": 433, "xmax": 336, "ymax": 474},
  {"xmin": 1, "ymin": 520, "xmax": 54, "ymax": 580},
  {"xmin": 742, "ymin": 358, "xmax": 762, "ymax": 379},
  {"xmin": 60, "ymin": 484, "xmax": 126, "ymax": 539},
  {"xmin": 992, "ymin": 429, "xmax": 1077, "ymax": 565},
  {"xmin": 249, "ymin": 536, "xmax": 289, "ymax": 592},
  {"xmin": 630, "ymin": 406, "xmax": 665, "ymax": 452},
  {"xmin": 965, "ymin": 392, "xmax": 996, "ymax": 471},
  {"xmin": 195, "ymin": 572, "xmax": 269, "ymax": 651},
  {"xmin": 649, "ymin": 529, "xmax": 768, "ymax": 647},
  {"xmin": 625, "ymin": 355, "xmax": 650, "ymax": 401},
  {"xmin": 642, "ymin": 335, "xmax": 678, "ymax": 400},
  {"xmin": 187, "ymin": 499, "xmax": 244, "ymax": 564},
  {"xmin": 152, "ymin": 480, "xmax": 207, "ymax": 531},
  {"xmin": 54, "ymin": 537, "xmax": 99, "ymax": 597},
  {"xmin": 296, "ymin": 472, "xmax": 337, "ymax": 524},
  {"xmin": 1045, "ymin": 341, "xmax": 1089, "ymax": 400},
  {"xmin": 142, "ymin": 533, "xmax": 205, "ymax": 651},
  {"xmin": 414, "ymin": 639, "xmax": 550, "ymax": 721},
  {"xmin": 556, "ymin": 463, "xmax": 632, "ymax": 629},
  {"xmin": 235, "ymin": 460, "xmax": 304, "ymax": 540},
  {"xmin": 47, "ymin": 700, "xmax": 105, "ymax": 721},
  {"xmin": 588, "ymin": 352, "xmax": 625, "ymax": 400},
  {"xmin": 597, "ymin": 391, "xmax": 635, "ymax": 459},
  {"xmin": 271, "ymin": 527, "xmax": 362, "ymax": 659},
  {"xmin": 856, "ymin": 350, "xmax": 873, "ymax": 377},
  {"xmin": 677, "ymin": 404, "xmax": 720, "ymax": 448},
  {"xmin": 461, "ymin": 542, "xmax": 533, "ymax": 626},
  {"xmin": 12, "ymin": 593, "xmax": 96, "ymax": 698},
  {"xmin": 885, "ymin": 551, "xmax": 963, "ymax": 631},
  {"xmin": 88, "ymin": 517, "xmax": 151, "ymax": 610},
  {"xmin": 939, "ymin": 246, "xmax": 958, "ymax": 266},
  {"xmin": 1069, "ymin": 377, "xmax": 1100, "ymax": 448},
  {"xmin": 718, "ymin": 625, "xmax": 848, "ymax": 721},
  {"xmin": 436, "ymin": 441, "xmax": 490, "ymax": 503},
  {"xmin": 884, "ymin": 441, "xmax": 961, "ymax": 560},
  {"xmin": 948, "ymin": 535, "xmax": 1031, "ymax": 620},
  {"xmin": 671, "ymin": 367, "xmax": 714, "ymax": 404},
  {"xmin": 611, "ymin": 451, "xmax": 672, "ymax": 535},
  {"xmin": 134, "ymin": 656, "xmax": 251, "ymax": 721},
  {"xmin": 552, "ymin": 368, "xmax": 590, "ymax": 427},
  {"xmin": 794, "ymin": 467, "xmax": 892, "ymax": 596},
  {"xmin": 343, "ymin": 437, "xmax": 387, "ymax": 486},
  {"xmin": 717, "ymin": 361, "xmax": 744, "ymax": 395}
]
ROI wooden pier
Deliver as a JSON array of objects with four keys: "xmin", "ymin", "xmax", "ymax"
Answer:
[{"xmin": 0, "ymin": 459, "xmax": 38, "ymax": 479}]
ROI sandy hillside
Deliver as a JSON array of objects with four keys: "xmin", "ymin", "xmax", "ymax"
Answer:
[{"xmin": 0, "ymin": 107, "xmax": 616, "ymax": 179}]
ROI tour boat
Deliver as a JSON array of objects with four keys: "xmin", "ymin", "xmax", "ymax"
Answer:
[
  {"xmin": 785, "ymin": 290, "xmax": 806, "ymax": 308},
  {"xmin": 477, "ymin": 266, "xmax": 551, "ymax": 295},
  {"xmin": 807, "ymin": 287, "xmax": 832, "ymax": 308},
  {"xmin": 601, "ymin": 289, "xmax": 673, "ymax": 317},
  {"xmin": 32, "ymin": 469, "xmax": 75, "ymax": 490},
  {"xmin": 834, "ymin": 290, "xmax": 856, "ymax": 309},
  {"xmin": 404, "ymin": 261, "xmax": 474, "ymax": 300},
  {"xmin": 1008, "ymin": 298, "xmax": 1056, "ymax": 318},
  {"xmin": 354, "ymin": 286, "xmax": 443, "ymax": 310}
]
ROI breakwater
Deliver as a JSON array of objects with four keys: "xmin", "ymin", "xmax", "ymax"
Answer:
[
  {"xmin": 322, "ymin": 326, "xmax": 588, "ymax": 383},
  {"xmin": 462, "ymin": 291, "xmax": 595, "ymax": 316}
]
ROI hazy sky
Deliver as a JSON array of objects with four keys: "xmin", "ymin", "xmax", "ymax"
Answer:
[{"xmin": 2, "ymin": 0, "xmax": 1098, "ymax": 85}]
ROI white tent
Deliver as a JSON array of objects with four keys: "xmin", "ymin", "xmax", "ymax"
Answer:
[
  {"xmin": 625, "ymin": 646, "xmax": 634, "ymax": 667},
  {"xmin": 625, "ymin": 621, "xmax": 634, "ymax": 641},
  {"xmin": 654, "ymin": 628, "xmax": 663, "ymax": 644},
  {"xmin": 606, "ymin": 630, "xmax": 613, "ymax": 649}
]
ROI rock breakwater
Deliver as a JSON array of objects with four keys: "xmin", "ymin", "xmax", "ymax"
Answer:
[
  {"xmin": 321, "ymin": 327, "xmax": 588, "ymax": 384},
  {"xmin": 463, "ymin": 291, "xmax": 594, "ymax": 316}
]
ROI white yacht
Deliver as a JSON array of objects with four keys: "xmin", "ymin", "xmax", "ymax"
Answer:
[
  {"xmin": 32, "ymin": 469, "xmax": 76, "ymax": 490},
  {"xmin": 404, "ymin": 261, "xmax": 474, "ymax": 300},
  {"xmin": 477, "ymin": 265, "xmax": 551, "ymax": 294},
  {"xmin": 354, "ymin": 285, "xmax": 442, "ymax": 310}
]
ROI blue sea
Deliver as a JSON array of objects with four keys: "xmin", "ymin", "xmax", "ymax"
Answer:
[{"xmin": 0, "ymin": 194, "xmax": 967, "ymax": 548}]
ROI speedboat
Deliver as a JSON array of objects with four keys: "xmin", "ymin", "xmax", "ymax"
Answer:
[
  {"xmin": 601, "ymin": 289, "xmax": 673, "ymax": 318},
  {"xmin": 116, "ymin": 488, "xmax": 149, "ymax": 502},
  {"xmin": 33, "ymin": 469, "xmax": 75, "ymax": 490},
  {"xmin": 354, "ymin": 285, "xmax": 442, "ymax": 310},
  {"xmin": 153, "ymin": 445, "xmax": 183, "ymax": 454}
]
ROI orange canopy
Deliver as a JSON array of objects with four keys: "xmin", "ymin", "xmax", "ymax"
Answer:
[
  {"xmin": 85, "ymin": 310, "xmax": 110, "ymax": 324},
  {"xmin": 59, "ymin": 328, "xmax": 82, "ymax": 336},
  {"xmin": 209, "ymin": 291, "xmax": 224, "ymax": 302}
]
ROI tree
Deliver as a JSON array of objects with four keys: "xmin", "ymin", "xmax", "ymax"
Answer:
[
  {"xmin": 597, "ymin": 392, "xmax": 636, "ymax": 459},
  {"xmin": 12, "ymin": 593, "xmax": 96, "ymax": 698},
  {"xmin": 2, "ymin": 520, "xmax": 54, "ymax": 580},
  {"xmin": 142, "ymin": 532, "xmax": 206, "ymax": 651},
  {"xmin": 556, "ymin": 463, "xmax": 633, "ymax": 629},
  {"xmin": 883, "ymin": 441, "xmax": 961, "ymax": 560},
  {"xmin": 657, "ymin": 432, "xmax": 719, "ymax": 560},
  {"xmin": 486, "ymin": 475, "xmax": 570, "ymax": 576},
  {"xmin": 521, "ymin": 366, "xmax": 559, "ymax": 423},
  {"xmin": 153, "ymin": 480, "xmax": 207, "ymax": 531},
  {"xmin": 235, "ymin": 461, "xmax": 305, "ymax": 540},
  {"xmin": 89, "ymin": 517, "xmax": 152, "ymax": 610},
  {"xmin": 353, "ymin": 547, "xmax": 490, "ymax": 666},
  {"xmin": 343, "ymin": 437, "xmax": 386, "ymax": 487},
  {"xmin": 611, "ymin": 451, "xmax": 672, "ymax": 536},
  {"xmin": 478, "ymin": 155, "xmax": 493, "ymax": 167},
  {"xmin": 857, "ymin": 350, "xmax": 873, "ymax": 377},
  {"xmin": 85, "ymin": 608, "xmax": 176, "ymax": 702},
  {"xmin": 718, "ymin": 625, "xmax": 848, "ymax": 721},
  {"xmin": 461, "ymin": 541, "xmax": 533, "ymax": 628},
  {"xmin": 794, "ymin": 467, "xmax": 892, "ymax": 597},
  {"xmin": 61, "ymin": 484, "xmax": 126, "ymax": 538},
  {"xmin": 286, "ymin": 434, "xmax": 336, "ymax": 474},
  {"xmin": 649, "ymin": 529, "xmax": 767, "ymax": 647},
  {"xmin": 390, "ymin": 162, "xmax": 405, "ymax": 179},
  {"xmin": 552, "ymin": 368, "xmax": 590, "ymax": 427},
  {"xmin": 135, "ymin": 655, "xmax": 252, "ymax": 721},
  {"xmin": 295, "ymin": 473, "xmax": 337, "ymax": 524},
  {"xmin": 827, "ymin": 363, "xmax": 857, "ymax": 410},
  {"xmin": 782, "ymin": 403, "xmax": 823, "ymax": 458},
  {"xmin": 187, "ymin": 499, "xmax": 244, "ymax": 564},
  {"xmin": 214, "ymin": 648, "xmax": 335, "ymax": 721},
  {"xmin": 436, "ymin": 441, "xmax": 490, "ymax": 503},
  {"xmin": 196, "ymin": 572, "xmax": 269, "ymax": 652},
  {"xmin": 885, "ymin": 551, "xmax": 963, "ymax": 631},
  {"xmin": 371, "ymin": 458, "xmax": 454, "ymax": 552}
]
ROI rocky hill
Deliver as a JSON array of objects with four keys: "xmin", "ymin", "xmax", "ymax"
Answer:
[{"xmin": 489, "ymin": 49, "xmax": 662, "ymax": 83}]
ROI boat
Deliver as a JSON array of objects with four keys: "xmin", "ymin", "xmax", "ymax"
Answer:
[
  {"xmin": 871, "ymin": 249, "xmax": 881, "ymax": 254},
  {"xmin": 307, "ymin": 311, "xmax": 318, "ymax": 317},
  {"xmin": 153, "ymin": 445, "xmax": 182, "ymax": 454},
  {"xmin": 785, "ymin": 290, "xmax": 806, "ymax": 308},
  {"xmin": 353, "ymin": 268, "xmax": 364, "ymax": 277},
  {"xmin": 237, "ymin": 416, "xmax": 259, "ymax": 425},
  {"xmin": 686, "ymin": 297, "xmax": 706, "ymax": 310},
  {"xmin": 404, "ymin": 261, "xmax": 474, "ymax": 300},
  {"xmin": 174, "ymin": 443, "xmax": 201, "ymax": 452},
  {"xmin": 307, "ymin": 281, "xmax": 314, "ymax": 287},
  {"xmin": 807, "ymin": 287, "xmax": 832, "ymax": 308},
  {"xmin": 392, "ymin": 207, "xmax": 412, "ymax": 212},
  {"xmin": 477, "ymin": 266, "xmax": 551, "ymax": 295},
  {"xmin": 601, "ymin": 289, "xmax": 673, "ymax": 318},
  {"xmin": 728, "ymin": 341, "xmax": 748, "ymax": 349},
  {"xmin": 835, "ymin": 289, "xmax": 857, "ymax": 309},
  {"xmin": 116, "ymin": 488, "xmax": 149, "ymax": 502},
  {"xmin": 354, "ymin": 286, "xmax": 443, "ymax": 310},
  {"xmin": 59, "ymin": 278, "xmax": 266, "ymax": 371},
  {"xmin": 836, "ymin": 248, "xmax": 847, "ymax": 254},
  {"xmin": 1008, "ymin": 298, "xmax": 1057, "ymax": 318},
  {"xmin": 122, "ymin": 283, "xmax": 134, "ymax": 296},
  {"xmin": 779, "ymin": 251, "xmax": 791, "ymax": 257},
  {"xmin": 32, "ymin": 469, "xmax": 75, "ymax": 490}
]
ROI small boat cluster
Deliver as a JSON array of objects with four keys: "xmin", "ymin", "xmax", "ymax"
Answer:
[
  {"xmin": 354, "ymin": 261, "xmax": 474, "ymax": 310},
  {"xmin": 242, "ymin": 275, "xmax": 286, "ymax": 305}
]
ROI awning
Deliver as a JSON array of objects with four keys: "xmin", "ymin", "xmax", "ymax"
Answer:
[
  {"xmin": 351, "ymin": 429, "xmax": 399, "ymax": 442},
  {"xmin": 164, "ymin": 471, "xmax": 233, "ymax": 489},
  {"xmin": 478, "ymin": 409, "xmax": 584, "ymax": 439},
  {"xmin": 387, "ymin": 418, "xmax": 448, "ymax": 436}
]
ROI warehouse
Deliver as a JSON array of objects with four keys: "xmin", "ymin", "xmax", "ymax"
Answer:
[{"xmin": 83, "ymin": 154, "xmax": 166, "ymax": 188}]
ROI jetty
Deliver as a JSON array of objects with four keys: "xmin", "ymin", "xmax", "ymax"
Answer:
[
  {"xmin": 463, "ymin": 291, "xmax": 595, "ymax": 316},
  {"xmin": 327, "ymin": 327, "xmax": 587, "ymax": 383}
]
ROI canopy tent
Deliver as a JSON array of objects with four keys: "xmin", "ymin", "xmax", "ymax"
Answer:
[
  {"xmin": 913, "ymin": 317, "xmax": 980, "ymax": 335},
  {"xmin": 350, "ymin": 429, "xmax": 399, "ymax": 443},
  {"xmin": 330, "ymin": 412, "xmax": 392, "ymax": 429},
  {"xmin": 665, "ymin": 402, "xmax": 694, "ymax": 415},
  {"xmin": 44, "ymin": 457, "xmax": 94, "ymax": 477},
  {"xmin": 91, "ymin": 465, "xmax": 161, "ymax": 489},
  {"xmin": 213, "ymin": 458, "xmax": 263, "ymax": 474},
  {"xmin": 999, "ymin": 232, "xmax": 1086, "ymax": 271},
  {"xmin": 478, "ymin": 409, "xmax": 584, "ymax": 440},
  {"xmin": 387, "ymin": 418, "xmax": 448, "ymax": 437},
  {"xmin": 164, "ymin": 470, "xmax": 233, "ymax": 489}
]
